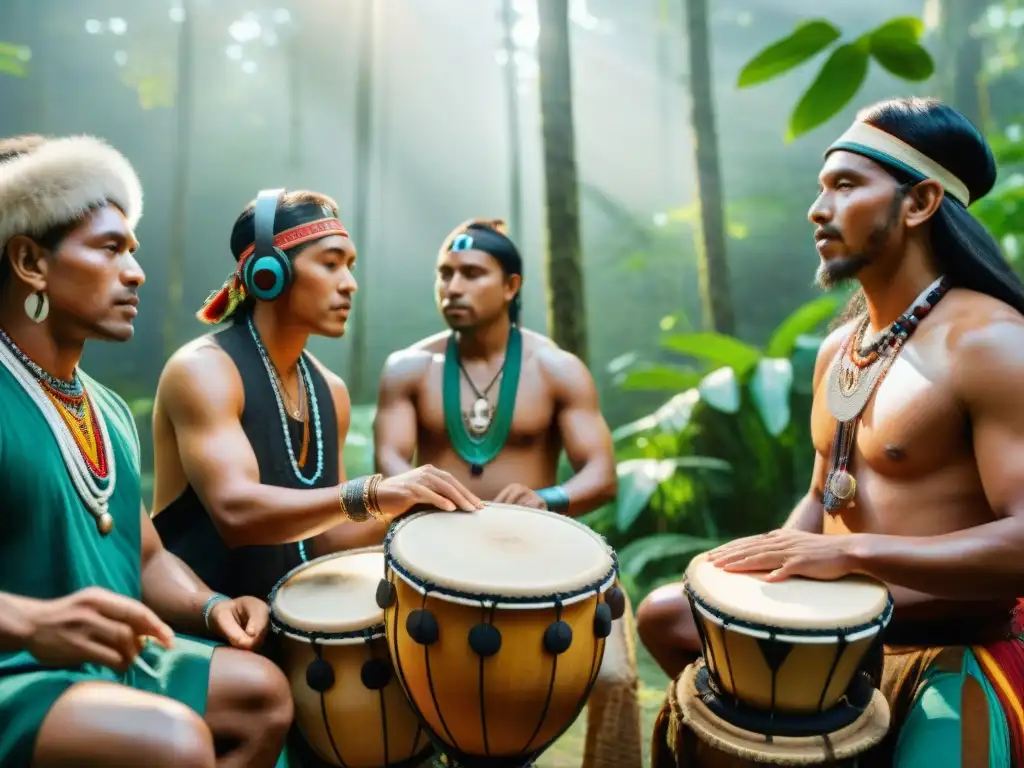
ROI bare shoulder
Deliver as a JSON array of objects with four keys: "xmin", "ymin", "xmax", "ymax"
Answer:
[
  {"xmin": 531, "ymin": 335, "xmax": 595, "ymax": 398},
  {"xmin": 158, "ymin": 336, "xmax": 242, "ymax": 413},
  {"xmin": 945, "ymin": 289, "xmax": 1024, "ymax": 392},
  {"xmin": 379, "ymin": 333, "xmax": 446, "ymax": 392}
]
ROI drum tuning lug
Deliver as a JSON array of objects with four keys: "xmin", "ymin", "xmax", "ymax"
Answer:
[
  {"xmin": 543, "ymin": 621, "xmax": 573, "ymax": 655},
  {"xmin": 468, "ymin": 623, "xmax": 502, "ymax": 657},
  {"xmin": 376, "ymin": 579, "xmax": 396, "ymax": 609},
  {"xmin": 593, "ymin": 603, "xmax": 613, "ymax": 639},
  {"xmin": 360, "ymin": 658, "xmax": 394, "ymax": 690},
  {"xmin": 604, "ymin": 587, "xmax": 626, "ymax": 620},
  {"xmin": 406, "ymin": 608, "xmax": 440, "ymax": 645},
  {"xmin": 305, "ymin": 658, "xmax": 336, "ymax": 693}
]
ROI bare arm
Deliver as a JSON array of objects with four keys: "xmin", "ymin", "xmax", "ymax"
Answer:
[
  {"xmin": 140, "ymin": 503, "xmax": 219, "ymax": 636},
  {"xmin": 310, "ymin": 365, "xmax": 388, "ymax": 554},
  {"xmin": 158, "ymin": 346, "xmax": 354, "ymax": 548},
  {"xmin": 373, "ymin": 349, "xmax": 428, "ymax": 477},
  {"xmin": 0, "ymin": 593, "xmax": 40, "ymax": 652},
  {"xmin": 850, "ymin": 317, "xmax": 1024, "ymax": 599},
  {"xmin": 543, "ymin": 350, "xmax": 617, "ymax": 517}
]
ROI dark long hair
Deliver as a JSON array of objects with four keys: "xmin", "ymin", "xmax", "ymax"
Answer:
[{"xmin": 834, "ymin": 98, "xmax": 1024, "ymax": 325}]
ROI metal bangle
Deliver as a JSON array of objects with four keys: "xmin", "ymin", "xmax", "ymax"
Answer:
[{"xmin": 340, "ymin": 477, "xmax": 370, "ymax": 522}]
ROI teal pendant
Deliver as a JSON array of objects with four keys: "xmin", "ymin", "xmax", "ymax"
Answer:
[{"xmin": 443, "ymin": 328, "xmax": 522, "ymax": 472}]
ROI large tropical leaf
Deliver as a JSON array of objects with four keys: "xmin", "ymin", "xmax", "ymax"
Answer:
[
  {"xmin": 660, "ymin": 332, "xmax": 762, "ymax": 374},
  {"xmin": 616, "ymin": 533, "xmax": 728, "ymax": 579},
  {"xmin": 697, "ymin": 367, "xmax": 741, "ymax": 414},
  {"xmin": 616, "ymin": 363, "xmax": 704, "ymax": 392},
  {"xmin": 615, "ymin": 457, "xmax": 732, "ymax": 531},
  {"xmin": 787, "ymin": 42, "xmax": 870, "ymax": 140},
  {"xmin": 764, "ymin": 295, "xmax": 842, "ymax": 358},
  {"xmin": 749, "ymin": 358, "xmax": 795, "ymax": 436},
  {"xmin": 612, "ymin": 389, "xmax": 700, "ymax": 441},
  {"xmin": 736, "ymin": 20, "xmax": 841, "ymax": 88}
]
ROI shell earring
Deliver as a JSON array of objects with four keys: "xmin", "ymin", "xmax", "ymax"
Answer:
[{"xmin": 24, "ymin": 291, "xmax": 49, "ymax": 323}]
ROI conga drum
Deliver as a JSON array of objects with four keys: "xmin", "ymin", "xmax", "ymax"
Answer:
[
  {"xmin": 376, "ymin": 504, "xmax": 626, "ymax": 767},
  {"xmin": 269, "ymin": 546, "xmax": 433, "ymax": 767},
  {"xmin": 651, "ymin": 553, "xmax": 894, "ymax": 766}
]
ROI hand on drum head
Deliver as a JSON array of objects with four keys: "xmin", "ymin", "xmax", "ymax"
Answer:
[
  {"xmin": 376, "ymin": 465, "xmax": 485, "ymax": 518},
  {"xmin": 493, "ymin": 483, "xmax": 547, "ymax": 509},
  {"xmin": 20, "ymin": 587, "xmax": 175, "ymax": 674},
  {"xmin": 707, "ymin": 529, "xmax": 857, "ymax": 582}
]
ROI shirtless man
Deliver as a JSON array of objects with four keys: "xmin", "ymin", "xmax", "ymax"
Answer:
[
  {"xmin": 374, "ymin": 220, "xmax": 639, "ymax": 768},
  {"xmin": 151, "ymin": 190, "xmax": 482, "ymax": 603},
  {"xmin": 373, "ymin": 218, "xmax": 616, "ymax": 513},
  {"xmin": 0, "ymin": 135, "xmax": 291, "ymax": 768},
  {"xmin": 639, "ymin": 97, "xmax": 1024, "ymax": 764}
]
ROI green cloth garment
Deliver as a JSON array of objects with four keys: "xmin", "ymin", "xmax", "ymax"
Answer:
[
  {"xmin": 893, "ymin": 647, "xmax": 1013, "ymax": 767},
  {"xmin": 0, "ymin": 367, "xmax": 216, "ymax": 766}
]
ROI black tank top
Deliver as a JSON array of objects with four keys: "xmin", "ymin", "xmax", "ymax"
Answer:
[{"xmin": 154, "ymin": 320, "xmax": 339, "ymax": 600}]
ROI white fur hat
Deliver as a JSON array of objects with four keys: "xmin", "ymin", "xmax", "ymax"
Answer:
[{"xmin": 0, "ymin": 134, "xmax": 144, "ymax": 249}]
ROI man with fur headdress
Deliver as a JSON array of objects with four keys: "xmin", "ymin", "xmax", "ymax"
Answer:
[{"xmin": 0, "ymin": 134, "xmax": 293, "ymax": 767}]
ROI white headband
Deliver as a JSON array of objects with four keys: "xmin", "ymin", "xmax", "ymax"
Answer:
[{"xmin": 827, "ymin": 121, "xmax": 970, "ymax": 206}]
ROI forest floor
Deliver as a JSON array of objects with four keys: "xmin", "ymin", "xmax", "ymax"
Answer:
[{"xmin": 536, "ymin": 640, "xmax": 669, "ymax": 768}]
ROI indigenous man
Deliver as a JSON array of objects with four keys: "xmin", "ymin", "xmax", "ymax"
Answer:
[
  {"xmin": 0, "ymin": 135, "xmax": 293, "ymax": 767},
  {"xmin": 639, "ymin": 97, "xmax": 1024, "ymax": 765},
  {"xmin": 373, "ymin": 219, "xmax": 637, "ymax": 767},
  {"xmin": 151, "ymin": 189, "xmax": 483, "ymax": 607}
]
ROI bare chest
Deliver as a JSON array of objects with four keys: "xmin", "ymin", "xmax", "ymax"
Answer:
[
  {"xmin": 415, "ymin": 358, "xmax": 558, "ymax": 448},
  {"xmin": 811, "ymin": 347, "xmax": 970, "ymax": 480}
]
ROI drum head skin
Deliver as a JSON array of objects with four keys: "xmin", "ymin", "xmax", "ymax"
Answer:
[
  {"xmin": 685, "ymin": 552, "xmax": 890, "ymax": 631},
  {"xmin": 388, "ymin": 503, "xmax": 614, "ymax": 599},
  {"xmin": 273, "ymin": 549, "xmax": 385, "ymax": 634}
]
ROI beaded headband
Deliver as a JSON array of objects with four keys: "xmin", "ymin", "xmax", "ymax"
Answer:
[{"xmin": 826, "ymin": 121, "xmax": 970, "ymax": 207}]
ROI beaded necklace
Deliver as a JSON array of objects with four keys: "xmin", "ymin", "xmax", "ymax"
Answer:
[
  {"xmin": 246, "ymin": 316, "xmax": 323, "ymax": 486},
  {"xmin": 822, "ymin": 276, "xmax": 950, "ymax": 514},
  {"xmin": 0, "ymin": 326, "xmax": 116, "ymax": 535}
]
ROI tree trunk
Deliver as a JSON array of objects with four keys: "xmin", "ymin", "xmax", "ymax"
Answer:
[
  {"xmin": 164, "ymin": 0, "xmax": 193, "ymax": 359},
  {"xmin": 932, "ymin": 0, "xmax": 989, "ymax": 129},
  {"xmin": 500, "ymin": 0, "xmax": 524, "ymax": 245},
  {"xmin": 682, "ymin": 0, "xmax": 734, "ymax": 334},
  {"xmin": 347, "ymin": 0, "xmax": 376, "ymax": 402},
  {"xmin": 537, "ymin": 0, "xmax": 588, "ymax": 363}
]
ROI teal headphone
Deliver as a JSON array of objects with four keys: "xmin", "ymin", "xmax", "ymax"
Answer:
[{"xmin": 242, "ymin": 188, "xmax": 292, "ymax": 301}]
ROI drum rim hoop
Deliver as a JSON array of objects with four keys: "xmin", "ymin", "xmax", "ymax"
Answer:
[
  {"xmin": 267, "ymin": 546, "xmax": 386, "ymax": 643},
  {"xmin": 684, "ymin": 581, "xmax": 894, "ymax": 638},
  {"xmin": 383, "ymin": 507, "xmax": 619, "ymax": 606}
]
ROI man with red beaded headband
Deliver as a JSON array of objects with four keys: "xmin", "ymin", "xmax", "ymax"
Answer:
[
  {"xmin": 151, "ymin": 189, "xmax": 482, "ymax": 608},
  {"xmin": 0, "ymin": 135, "xmax": 295, "ymax": 767},
  {"xmin": 640, "ymin": 98, "xmax": 1024, "ymax": 764}
]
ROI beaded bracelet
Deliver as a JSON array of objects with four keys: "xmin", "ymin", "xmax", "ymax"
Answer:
[{"xmin": 202, "ymin": 593, "xmax": 230, "ymax": 630}]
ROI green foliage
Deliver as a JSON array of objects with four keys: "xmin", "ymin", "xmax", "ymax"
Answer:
[
  {"xmin": 736, "ymin": 21, "xmax": 841, "ymax": 88},
  {"xmin": 738, "ymin": 16, "xmax": 934, "ymax": 140},
  {"xmin": 971, "ymin": 119, "xmax": 1024, "ymax": 275},
  {"xmin": 0, "ymin": 43, "xmax": 30, "ymax": 78},
  {"xmin": 598, "ymin": 295, "xmax": 841, "ymax": 599}
]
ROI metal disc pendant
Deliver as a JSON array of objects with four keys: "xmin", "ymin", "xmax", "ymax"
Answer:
[
  {"xmin": 97, "ymin": 512, "xmax": 114, "ymax": 535},
  {"xmin": 828, "ymin": 470, "xmax": 857, "ymax": 503}
]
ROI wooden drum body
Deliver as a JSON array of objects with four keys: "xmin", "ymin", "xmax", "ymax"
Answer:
[
  {"xmin": 376, "ymin": 504, "xmax": 627, "ymax": 766},
  {"xmin": 671, "ymin": 554, "xmax": 893, "ymax": 763},
  {"xmin": 269, "ymin": 547, "xmax": 432, "ymax": 768}
]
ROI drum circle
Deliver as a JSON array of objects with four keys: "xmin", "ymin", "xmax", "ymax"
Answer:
[{"xmin": 380, "ymin": 504, "xmax": 623, "ymax": 767}]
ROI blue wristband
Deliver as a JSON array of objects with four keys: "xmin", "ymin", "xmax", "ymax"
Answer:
[
  {"xmin": 536, "ymin": 486, "xmax": 570, "ymax": 512},
  {"xmin": 202, "ymin": 593, "xmax": 230, "ymax": 630}
]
